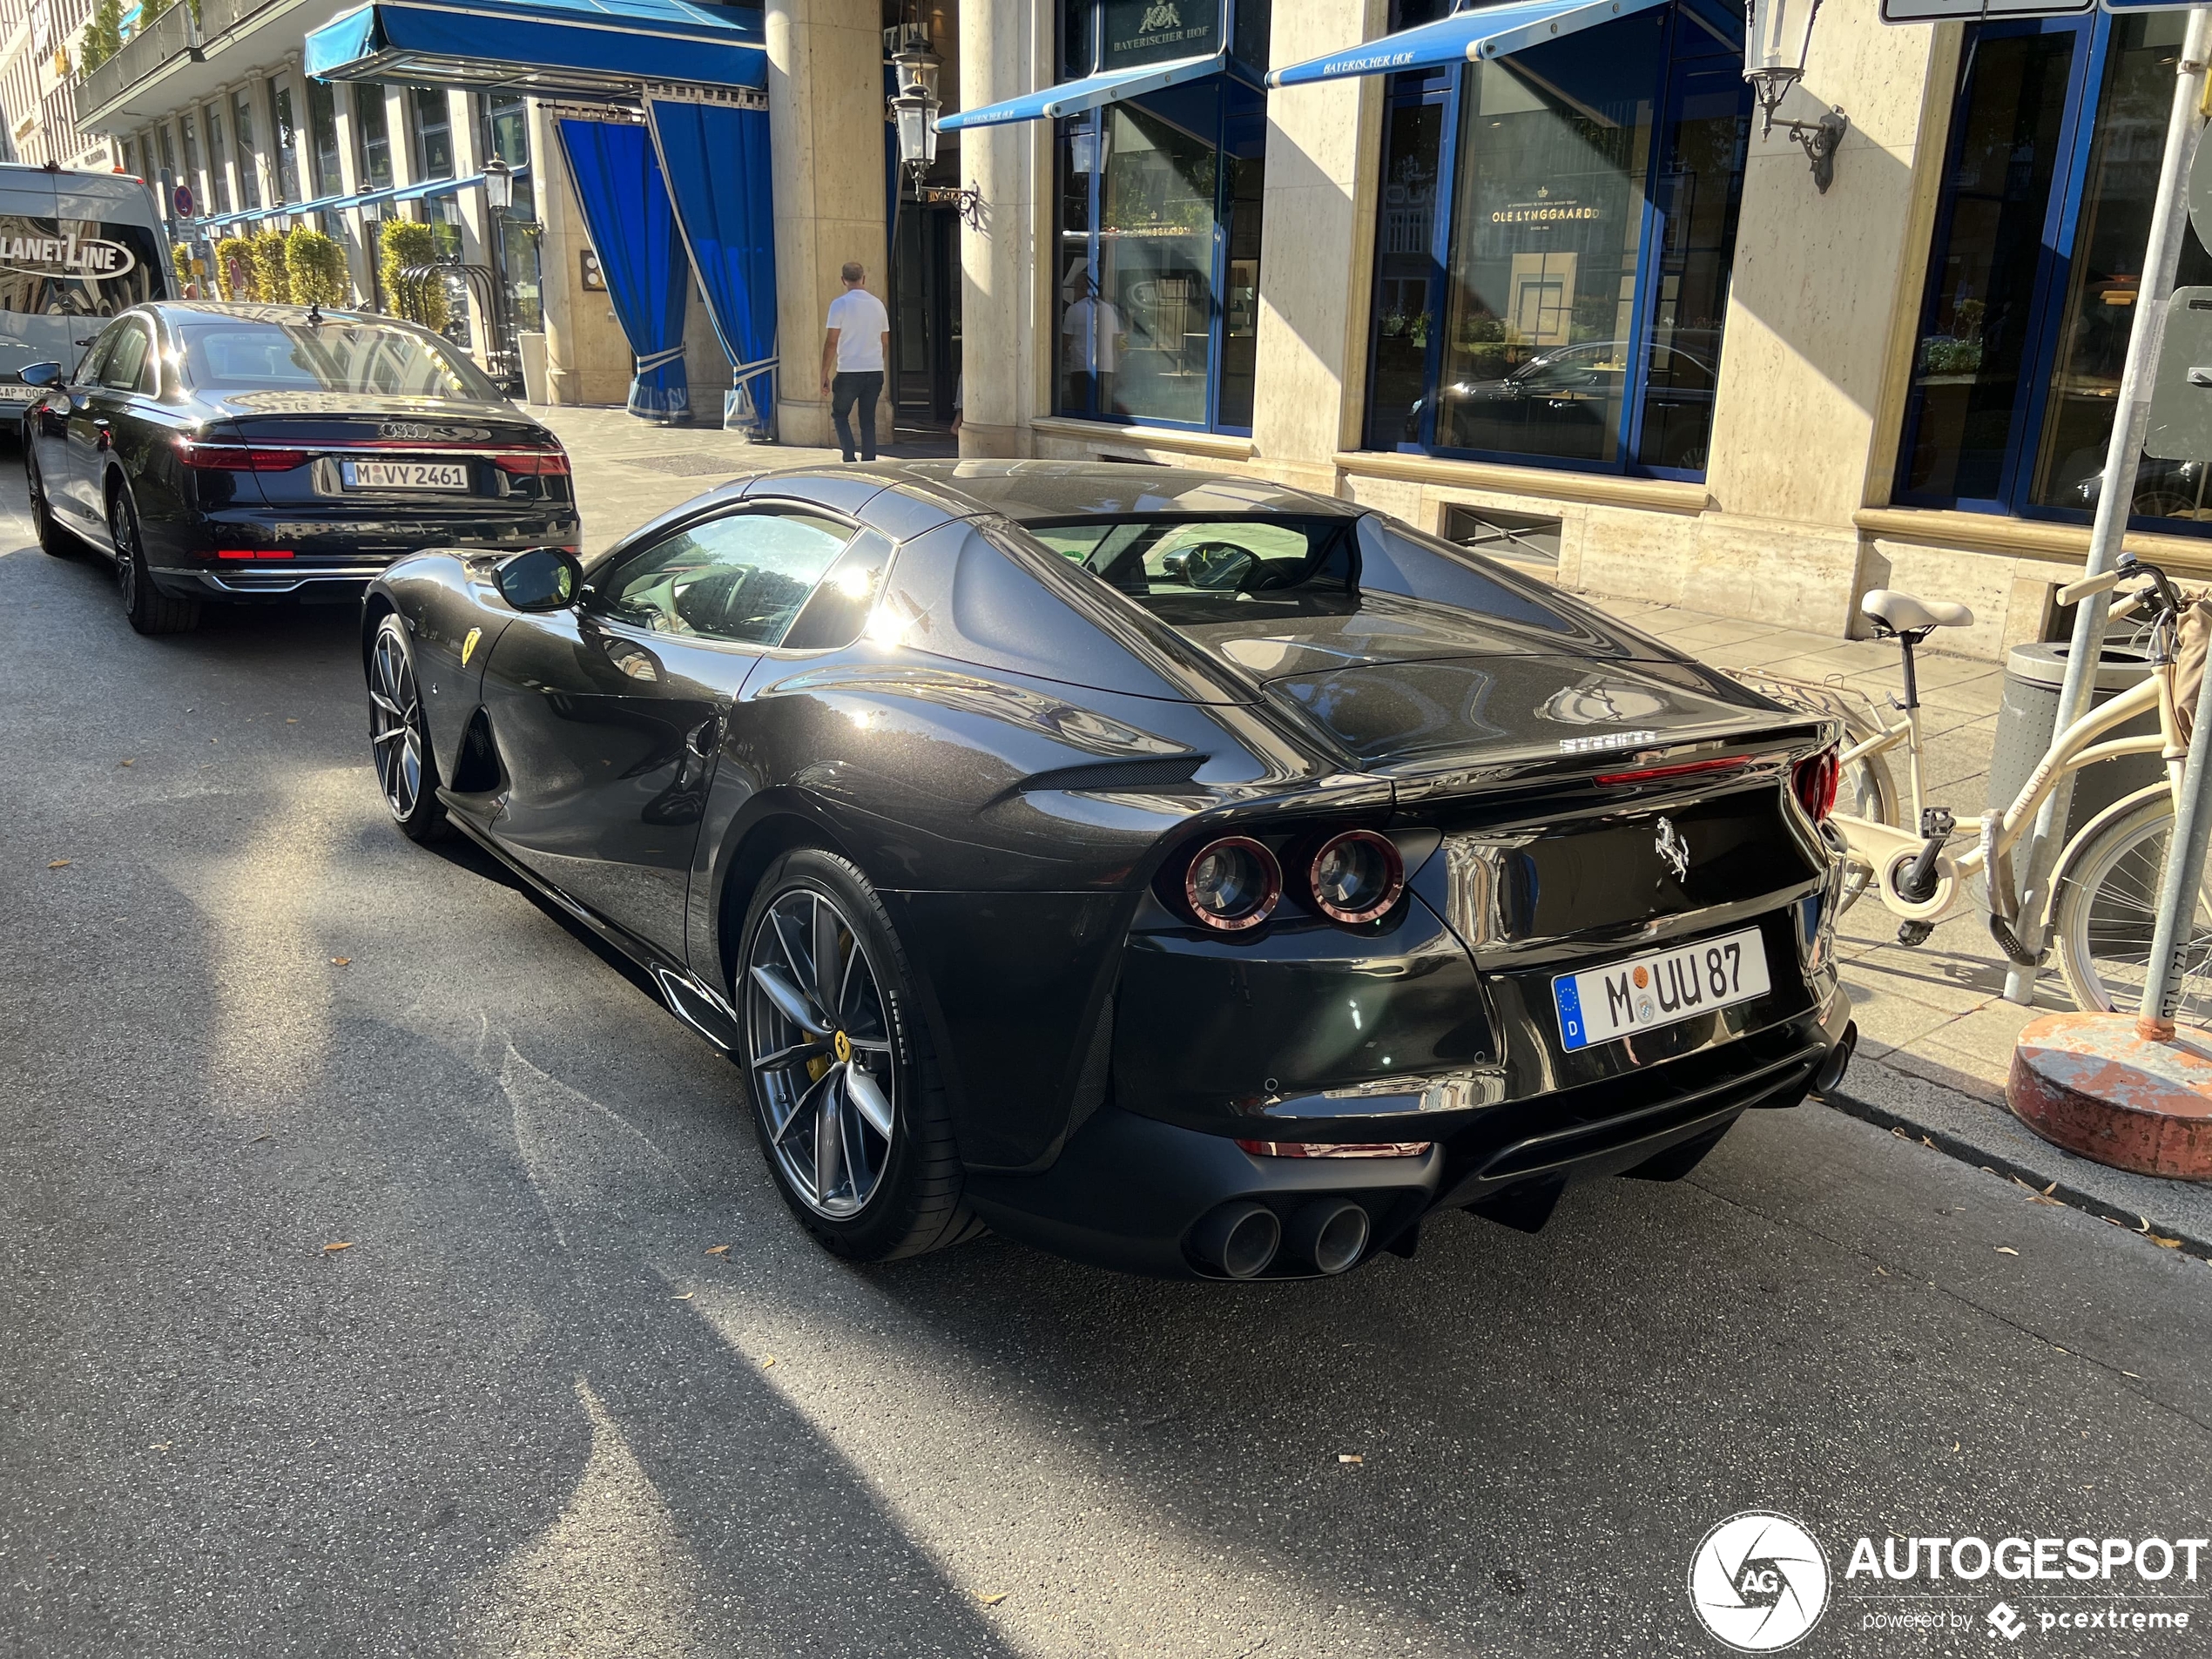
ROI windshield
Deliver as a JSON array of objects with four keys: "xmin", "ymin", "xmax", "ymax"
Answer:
[
  {"xmin": 179, "ymin": 319, "xmax": 502, "ymax": 401},
  {"xmin": 1029, "ymin": 516, "xmax": 1360, "ymax": 624}
]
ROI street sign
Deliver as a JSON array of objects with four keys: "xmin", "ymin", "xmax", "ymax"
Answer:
[
  {"xmin": 1881, "ymin": 0, "xmax": 2091, "ymax": 24},
  {"xmin": 2144, "ymin": 287, "xmax": 2212, "ymax": 460},
  {"xmin": 172, "ymin": 183, "xmax": 192, "ymax": 218}
]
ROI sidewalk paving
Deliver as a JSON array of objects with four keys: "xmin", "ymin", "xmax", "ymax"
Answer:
[{"xmin": 525, "ymin": 405, "xmax": 2209, "ymax": 1249}]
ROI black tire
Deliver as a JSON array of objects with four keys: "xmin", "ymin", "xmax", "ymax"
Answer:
[
  {"xmin": 738, "ymin": 848, "xmax": 978, "ymax": 1262},
  {"xmin": 25, "ymin": 442, "xmax": 71, "ymax": 557},
  {"xmin": 367, "ymin": 613, "xmax": 450, "ymax": 843},
  {"xmin": 110, "ymin": 487, "xmax": 199, "ymax": 635}
]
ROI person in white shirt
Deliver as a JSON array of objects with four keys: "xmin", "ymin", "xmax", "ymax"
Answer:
[
  {"xmin": 819, "ymin": 261, "xmax": 891, "ymax": 462},
  {"xmin": 1062, "ymin": 268, "xmax": 1127, "ymax": 415}
]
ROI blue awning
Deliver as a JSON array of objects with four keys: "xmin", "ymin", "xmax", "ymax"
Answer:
[
  {"xmin": 1265, "ymin": 0, "xmax": 1667, "ymax": 87},
  {"xmin": 936, "ymin": 51, "xmax": 1225, "ymax": 132},
  {"xmin": 306, "ymin": 0, "xmax": 767, "ymax": 98}
]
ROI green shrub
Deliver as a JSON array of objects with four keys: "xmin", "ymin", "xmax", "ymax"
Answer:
[
  {"xmin": 285, "ymin": 226, "xmax": 349, "ymax": 308},
  {"xmin": 249, "ymin": 229, "xmax": 290, "ymax": 303},
  {"xmin": 170, "ymin": 240, "xmax": 192, "ymax": 293},
  {"xmin": 212, "ymin": 235, "xmax": 255, "ymax": 300},
  {"xmin": 376, "ymin": 219, "xmax": 448, "ymax": 331}
]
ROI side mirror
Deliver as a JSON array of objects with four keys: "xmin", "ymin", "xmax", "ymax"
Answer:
[
  {"xmin": 496, "ymin": 546, "xmax": 583, "ymax": 612},
  {"xmin": 16, "ymin": 362, "xmax": 61, "ymax": 388}
]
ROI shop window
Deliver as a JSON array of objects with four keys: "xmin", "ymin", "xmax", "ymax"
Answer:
[
  {"xmin": 1051, "ymin": 2, "xmax": 1269, "ymax": 433},
  {"xmin": 1360, "ymin": 0, "xmax": 1750, "ymax": 480},
  {"xmin": 268, "ymin": 78, "xmax": 301, "ymax": 204},
  {"xmin": 307, "ymin": 79, "xmax": 341, "ymax": 199},
  {"xmin": 232, "ymin": 91, "xmax": 261, "ymax": 211},
  {"xmin": 1055, "ymin": 82, "xmax": 1264, "ymax": 431},
  {"xmin": 1899, "ymin": 11, "xmax": 2212, "ymax": 529},
  {"xmin": 355, "ymin": 85, "xmax": 393, "ymax": 192},
  {"xmin": 204, "ymin": 107, "xmax": 233, "ymax": 216},
  {"xmin": 480, "ymin": 93, "xmax": 543, "ymax": 333},
  {"xmin": 409, "ymin": 86, "xmax": 454, "ymax": 182},
  {"xmin": 179, "ymin": 112, "xmax": 202, "ymax": 209}
]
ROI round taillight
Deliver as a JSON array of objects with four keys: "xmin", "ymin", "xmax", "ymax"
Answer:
[
  {"xmin": 1305, "ymin": 829, "xmax": 1405, "ymax": 924},
  {"xmin": 1183, "ymin": 836, "xmax": 1281, "ymax": 931},
  {"xmin": 1793, "ymin": 748, "xmax": 1839, "ymax": 824}
]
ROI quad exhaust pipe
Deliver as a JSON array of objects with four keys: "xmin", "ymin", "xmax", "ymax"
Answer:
[
  {"xmin": 1285, "ymin": 1198, "xmax": 1369, "ymax": 1276},
  {"xmin": 1190, "ymin": 1201, "xmax": 1281, "ymax": 1278},
  {"xmin": 1190, "ymin": 1198, "xmax": 1371, "ymax": 1278},
  {"xmin": 1813, "ymin": 1021, "xmax": 1858, "ymax": 1097}
]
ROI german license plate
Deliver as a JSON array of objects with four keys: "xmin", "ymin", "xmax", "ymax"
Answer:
[
  {"xmin": 341, "ymin": 460, "xmax": 469, "ymax": 491},
  {"xmin": 0, "ymin": 384, "xmax": 37, "ymax": 401},
  {"xmin": 1552, "ymin": 927, "xmax": 1770, "ymax": 1053}
]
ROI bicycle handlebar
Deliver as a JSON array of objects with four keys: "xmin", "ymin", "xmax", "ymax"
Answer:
[
  {"xmin": 2055, "ymin": 557, "xmax": 2187, "ymax": 623},
  {"xmin": 2056, "ymin": 568, "xmax": 2122, "ymax": 607}
]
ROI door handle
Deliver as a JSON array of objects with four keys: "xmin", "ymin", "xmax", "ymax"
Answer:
[{"xmin": 685, "ymin": 715, "xmax": 722, "ymax": 759}]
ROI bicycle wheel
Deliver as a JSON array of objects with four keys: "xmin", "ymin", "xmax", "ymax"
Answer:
[{"xmin": 2052, "ymin": 792, "xmax": 2212, "ymax": 1022}]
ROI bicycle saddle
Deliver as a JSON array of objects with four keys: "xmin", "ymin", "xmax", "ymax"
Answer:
[{"xmin": 1861, "ymin": 588, "xmax": 1973, "ymax": 631}]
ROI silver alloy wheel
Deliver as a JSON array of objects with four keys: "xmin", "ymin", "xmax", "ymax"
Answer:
[
  {"xmin": 744, "ymin": 887, "xmax": 898, "ymax": 1218},
  {"xmin": 2058, "ymin": 803, "xmax": 2212, "ymax": 1025},
  {"xmin": 111, "ymin": 497, "xmax": 138, "ymax": 610},
  {"xmin": 368, "ymin": 627, "xmax": 427, "ymax": 821}
]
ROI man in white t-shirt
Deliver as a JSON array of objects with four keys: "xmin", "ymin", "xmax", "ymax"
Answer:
[
  {"xmin": 1061, "ymin": 268, "xmax": 1127, "ymax": 416},
  {"xmin": 819, "ymin": 261, "xmax": 891, "ymax": 462}
]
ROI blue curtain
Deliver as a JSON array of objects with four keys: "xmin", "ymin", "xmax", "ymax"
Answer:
[
  {"xmin": 646, "ymin": 98, "xmax": 779, "ymax": 437},
  {"xmin": 555, "ymin": 118, "xmax": 691, "ymax": 423}
]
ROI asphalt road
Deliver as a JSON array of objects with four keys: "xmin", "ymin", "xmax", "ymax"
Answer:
[{"xmin": 2, "ymin": 437, "xmax": 2209, "ymax": 1659}]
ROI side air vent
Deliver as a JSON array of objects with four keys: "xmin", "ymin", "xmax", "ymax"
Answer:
[{"xmin": 1016, "ymin": 755, "xmax": 1206, "ymax": 794}]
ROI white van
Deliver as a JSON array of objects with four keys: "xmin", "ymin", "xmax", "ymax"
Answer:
[{"xmin": 0, "ymin": 162, "xmax": 171, "ymax": 430}]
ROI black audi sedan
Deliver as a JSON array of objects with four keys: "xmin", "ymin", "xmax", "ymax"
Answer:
[
  {"xmin": 21, "ymin": 301, "xmax": 577, "ymax": 635},
  {"xmin": 364, "ymin": 462, "xmax": 1852, "ymax": 1280}
]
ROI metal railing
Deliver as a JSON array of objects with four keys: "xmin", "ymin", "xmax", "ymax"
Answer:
[
  {"xmin": 76, "ymin": 1, "xmax": 198, "ymax": 122},
  {"xmin": 76, "ymin": 0, "xmax": 287, "ymax": 123}
]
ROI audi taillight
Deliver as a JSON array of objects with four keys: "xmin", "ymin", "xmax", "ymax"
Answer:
[
  {"xmin": 1298, "ymin": 828, "xmax": 1404, "ymax": 924},
  {"xmin": 495, "ymin": 449, "xmax": 571, "ymax": 476},
  {"xmin": 1175, "ymin": 836, "xmax": 1281, "ymax": 932},
  {"xmin": 177, "ymin": 438, "xmax": 307, "ymax": 471},
  {"xmin": 1793, "ymin": 747, "xmax": 1839, "ymax": 823}
]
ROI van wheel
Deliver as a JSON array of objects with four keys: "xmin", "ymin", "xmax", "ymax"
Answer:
[{"xmin": 111, "ymin": 488, "xmax": 199, "ymax": 636}]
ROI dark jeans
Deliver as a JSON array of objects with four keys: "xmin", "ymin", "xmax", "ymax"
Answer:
[{"xmin": 830, "ymin": 370, "xmax": 883, "ymax": 462}]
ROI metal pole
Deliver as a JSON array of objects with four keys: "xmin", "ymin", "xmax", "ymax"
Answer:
[
  {"xmin": 2135, "ymin": 645, "xmax": 2212, "ymax": 1038},
  {"xmin": 2005, "ymin": 5, "xmax": 2212, "ymax": 1004}
]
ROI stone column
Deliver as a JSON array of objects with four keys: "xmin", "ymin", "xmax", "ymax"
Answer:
[
  {"xmin": 1248, "ymin": 0, "xmax": 1389, "ymax": 492},
  {"xmin": 1693, "ymin": 0, "xmax": 1959, "ymax": 634},
  {"xmin": 765, "ymin": 0, "xmax": 891, "ymax": 449},
  {"xmin": 955, "ymin": 0, "xmax": 1045, "ymax": 458}
]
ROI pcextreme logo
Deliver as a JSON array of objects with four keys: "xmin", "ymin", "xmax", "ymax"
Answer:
[{"xmin": 1689, "ymin": 1511, "xmax": 1831, "ymax": 1651}]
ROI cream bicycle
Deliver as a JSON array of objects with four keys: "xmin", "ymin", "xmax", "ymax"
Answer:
[{"xmin": 1734, "ymin": 556, "xmax": 2211, "ymax": 1021}]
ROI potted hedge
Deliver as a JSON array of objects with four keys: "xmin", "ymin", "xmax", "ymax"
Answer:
[
  {"xmin": 285, "ymin": 226, "xmax": 350, "ymax": 309},
  {"xmin": 212, "ymin": 234, "xmax": 255, "ymax": 301},
  {"xmin": 249, "ymin": 229, "xmax": 291, "ymax": 303},
  {"xmin": 376, "ymin": 220, "xmax": 448, "ymax": 332}
]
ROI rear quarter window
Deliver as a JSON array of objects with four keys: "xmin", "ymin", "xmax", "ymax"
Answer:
[{"xmin": 0, "ymin": 215, "xmax": 165, "ymax": 316}]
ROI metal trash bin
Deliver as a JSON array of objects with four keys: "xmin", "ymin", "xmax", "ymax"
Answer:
[{"xmin": 1986, "ymin": 641, "xmax": 2162, "ymax": 842}]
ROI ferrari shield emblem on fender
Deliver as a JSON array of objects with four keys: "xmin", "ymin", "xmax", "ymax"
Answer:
[
  {"xmin": 1655, "ymin": 816, "xmax": 1689, "ymax": 880},
  {"xmin": 461, "ymin": 626, "xmax": 482, "ymax": 666}
]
